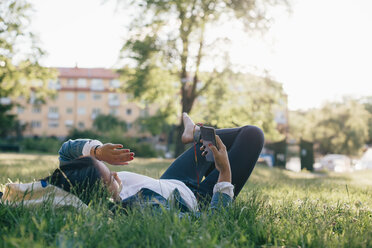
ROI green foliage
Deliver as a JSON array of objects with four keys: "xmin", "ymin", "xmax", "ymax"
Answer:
[
  {"xmin": 117, "ymin": 0, "xmax": 290, "ymax": 155},
  {"xmin": 192, "ymin": 71, "xmax": 286, "ymax": 142},
  {"xmin": 65, "ymin": 128, "xmax": 101, "ymax": 141},
  {"xmin": 100, "ymin": 127, "xmax": 158, "ymax": 157},
  {"xmin": 65, "ymin": 123, "xmax": 159, "ymax": 157},
  {"xmin": 20, "ymin": 137, "xmax": 62, "ymax": 154},
  {"xmin": 0, "ymin": 0, "xmax": 57, "ymax": 100},
  {"xmin": 93, "ymin": 114, "xmax": 127, "ymax": 133},
  {"xmin": 1, "ymin": 154, "xmax": 372, "ymax": 247},
  {"xmin": 362, "ymin": 96, "xmax": 372, "ymax": 144},
  {"xmin": 289, "ymin": 98, "xmax": 370, "ymax": 156},
  {"xmin": 0, "ymin": 104, "xmax": 17, "ymax": 138},
  {"xmin": 0, "ymin": 0, "xmax": 56, "ymax": 139},
  {"xmin": 136, "ymin": 106, "xmax": 177, "ymax": 136}
]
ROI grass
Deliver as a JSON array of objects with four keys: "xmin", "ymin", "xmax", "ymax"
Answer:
[{"xmin": 1, "ymin": 153, "xmax": 372, "ymax": 247}]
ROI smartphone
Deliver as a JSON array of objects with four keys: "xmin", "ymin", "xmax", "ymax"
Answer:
[{"xmin": 200, "ymin": 126, "xmax": 218, "ymax": 162}]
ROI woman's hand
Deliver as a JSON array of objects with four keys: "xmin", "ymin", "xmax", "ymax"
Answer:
[
  {"xmin": 91, "ymin": 143, "xmax": 134, "ymax": 165},
  {"xmin": 208, "ymin": 135, "xmax": 231, "ymax": 183}
]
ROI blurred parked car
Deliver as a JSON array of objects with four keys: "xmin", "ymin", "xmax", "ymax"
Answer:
[
  {"xmin": 319, "ymin": 154, "xmax": 352, "ymax": 172},
  {"xmin": 355, "ymin": 148, "xmax": 372, "ymax": 170}
]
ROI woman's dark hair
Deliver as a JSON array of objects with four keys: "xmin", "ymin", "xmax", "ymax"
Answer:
[{"xmin": 43, "ymin": 156, "xmax": 104, "ymax": 204}]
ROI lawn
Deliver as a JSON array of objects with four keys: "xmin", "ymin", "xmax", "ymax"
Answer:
[{"xmin": 1, "ymin": 153, "xmax": 372, "ymax": 247}]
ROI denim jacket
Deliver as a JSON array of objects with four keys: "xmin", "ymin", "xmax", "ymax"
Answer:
[{"xmin": 58, "ymin": 139, "xmax": 232, "ymax": 213}]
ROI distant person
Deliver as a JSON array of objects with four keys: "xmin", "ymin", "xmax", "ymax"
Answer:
[{"xmin": 43, "ymin": 113, "xmax": 264, "ymax": 212}]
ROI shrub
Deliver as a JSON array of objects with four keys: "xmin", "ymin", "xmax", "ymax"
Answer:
[
  {"xmin": 21, "ymin": 137, "xmax": 62, "ymax": 153},
  {"xmin": 64, "ymin": 128, "xmax": 100, "ymax": 141}
]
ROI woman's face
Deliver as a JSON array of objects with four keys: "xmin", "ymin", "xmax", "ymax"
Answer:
[{"xmin": 95, "ymin": 160, "xmax": 122, "ymax": 201}]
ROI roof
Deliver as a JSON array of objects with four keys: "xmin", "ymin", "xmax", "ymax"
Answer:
[{"xmin": 57, "ymin": 67, "xmax": 119, "ymax": 79}]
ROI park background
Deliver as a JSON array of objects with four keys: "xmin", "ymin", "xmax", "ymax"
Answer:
[{"xmin": 1, "ymin": 0, "xmax": 372, "ymax": 247}]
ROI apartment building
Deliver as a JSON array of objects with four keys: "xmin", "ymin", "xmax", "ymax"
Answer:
[{"xmin": 14, "ymin": 67, "xmax": 155, "ymax": 137}]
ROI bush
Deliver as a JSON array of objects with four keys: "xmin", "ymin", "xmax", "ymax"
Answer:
[
  {"xmin": 100, "ymin": 128, "xmax": 159, "ymax": 157},
  {"xmin": 21, "ymin": 137, "xmax": 62, "ymax": 153},
  {"xmin": 130, "ymin": 142, "xmax": 158, "ymax": 158},
  {"xmin": 65, "ymin": 128, "xmax": 100, "ymax": 141}
]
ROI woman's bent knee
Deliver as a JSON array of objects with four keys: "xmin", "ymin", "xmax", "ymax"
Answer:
[{"xmin": 241, "ymin": 125, "xmax": 265, "ymax": 147}]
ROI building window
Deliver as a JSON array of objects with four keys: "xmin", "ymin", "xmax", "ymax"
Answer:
[
  {"xmin": 92, "ymin": 108, "xmax": 101, "ymax": 115},
  {"xmin": 32, "ymin": 106, "xmax": 41, "ymax": 113},
  {"xmin": 78, "ymin": 122, "xmax": 85, "ymax": 129},
  {"xmin": 66, "ymin": 108, "xmax": 73, "ymax": 114},
  {"xmin": 31, "ymin": 121, "xmax": 41, "ymax": 128},
  {"xmin": 108, "ymin": 93, "xmax": 120, "ymax": 106},
  {"xmin": 17, "ymin": 106, "xmax": 25, "ymax": 114},
  {"xmin": 109, "ymin": 108, "xmax": 118, "ymax": 116},
  {"xmin": 126, "ymin": 108, "xmax": 132, "ymax": 115},
  {"xmin": 48, "ymin": 120, "xmax": 59, "ymax": 128},
  {"xmin": 91, "ymin": 108, "xmax": 101, "ymax": 119},
  {"xmin": 92, "ymin": 93, "xmax": 102, "ymax": 100},
  {"xmin": 48, "ymin": 80, "xmax": 61, "ymax": 90},
  {"xmin": 65, "ymin": 120, "xmax": 74, "ymax": 128},
  {"xmin": 48, "ymin": 107, "xmax": 59, "ymax": 119},
  {"xmin": 109, "ymin": 93, "xmax": 119, "ymax": 100},
  {"xmin": 109, "ymin": 79, "xmax": 120, "ymax": 89},
  {"xmin": 66, "ymin": 93, "xmax": 74, "ymax": 100},
  {"xmin": 91, "ymin": 79, "xmax": 104, "ymax": 91},
  {"xmin": 0, "ymin": 97, "xmax": 11, "ymax": 105},
  {"xmin": 78, "ymin": 107, "xmax": 86, "ymax": 115},
  {"xmin": 127, "ymin": 123, "xmax": 132, "ymax": 130},
  {"xmin": 78, "ymin": 93, "xmax": 86, "ymax": 100},
  {"xmin": 49, "ymin": 107, "xmax": 58, "ymax": 113},
  {"xmin": 77, "ymin": 78, "xmax": 87, "ymax": 88},
  {"xmin": 67, "ymin": 79, "xmax": 75, "ymax": 87}
]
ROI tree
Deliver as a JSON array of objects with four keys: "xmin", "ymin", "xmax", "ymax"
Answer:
[
  {"xmin": 116, "ymin": 0, "xmax": 290, "ymax": 155},
  {"xmin": 0, "ymin": 104, "xmax": 17, "ymax": 138},
  {"xmin": 192, "ymin": 70, "xmax": 286, "ymax": 141},
  {"xmin": 290, "ymin": 98, "xmax": 370, "ymax": 156},
  {"xmin": 0, "ymin": 0, "xmax": 56, "ymax": 137},
  {"xmin": 93, "ymin": 114, "xmax": 128, "ymax": 133},
  {"xmin": 361, "ymin": 96, "xmax": 372, "ymax": 145}
]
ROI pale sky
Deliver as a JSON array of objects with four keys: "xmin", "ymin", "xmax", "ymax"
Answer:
[{"xmin": 29, "ymin": 0, "xmax": 372, "ymax": 110}]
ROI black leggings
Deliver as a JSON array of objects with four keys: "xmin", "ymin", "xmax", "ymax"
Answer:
[{"xmin": 160, "ymin": 125, "xmax": 264, "ymax": 199}]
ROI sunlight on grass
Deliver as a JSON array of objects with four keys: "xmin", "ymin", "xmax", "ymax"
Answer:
[{"xmin": 1, "ymin": 152, "xmax": 372, "ymax": 247}]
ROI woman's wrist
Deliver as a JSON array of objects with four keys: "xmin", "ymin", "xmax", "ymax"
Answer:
[
  {"xmin": 90, "ymin": 145, "xmax": 102, "ymax": 160},
  {"xmin": 218, "ymin": 170, "xmax": 231, "ymax": 183},
  {"xmin": 217, "ymin": 164, "xmax": 231, "ymax": 183}
]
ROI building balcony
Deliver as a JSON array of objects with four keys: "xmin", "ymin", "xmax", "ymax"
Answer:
[{"xmin": 48, "ymin": 113, "xmax": 59, "ymax": 119}]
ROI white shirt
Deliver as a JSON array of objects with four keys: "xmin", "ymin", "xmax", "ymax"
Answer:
[
  {"xmin": 117, "ymin": 171, "xmax": 199, "ymax": 211},
  {"xmin": 117, "ymin": 171, "xmax": 235, "ymax": 212}
]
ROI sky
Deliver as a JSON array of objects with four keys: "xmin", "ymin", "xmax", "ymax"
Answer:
[{"xmin": 29, "ymin": 0, "xmax": 372, "ymax": 110}]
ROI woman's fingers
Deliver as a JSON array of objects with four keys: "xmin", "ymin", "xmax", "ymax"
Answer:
[
  {"xmin": 209, "ymin": 143, "xmax": 218, "ymax": 154},
  {"xmin": 112, "ymin": 149, "xmax": 131, "ymax": 155},
  {"xmin": 118, "ymin": 152, "xmax": 134, "ymax": 159},
  {"xmin": 215, "ymin": 135, "xmax": 225, "ymax": 150}
]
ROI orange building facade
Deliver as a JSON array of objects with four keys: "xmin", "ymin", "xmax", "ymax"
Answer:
[{"xmin": 13, "ymin": 67, "xmax": 155, "ymax": 137}]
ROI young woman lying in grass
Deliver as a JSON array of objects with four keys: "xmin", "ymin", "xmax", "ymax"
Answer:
[{"xmin": 44, "ymin": 113, "xmax": 264, "ymax": 212}]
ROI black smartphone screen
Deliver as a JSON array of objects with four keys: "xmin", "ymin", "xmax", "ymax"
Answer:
[
  {"xmin": 200, "ymin": 126, "xmax": 217, "ymax": 147},
  {"xmin": 200, "ymin": 126, "xmax": 217, "ymax": 162}
]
